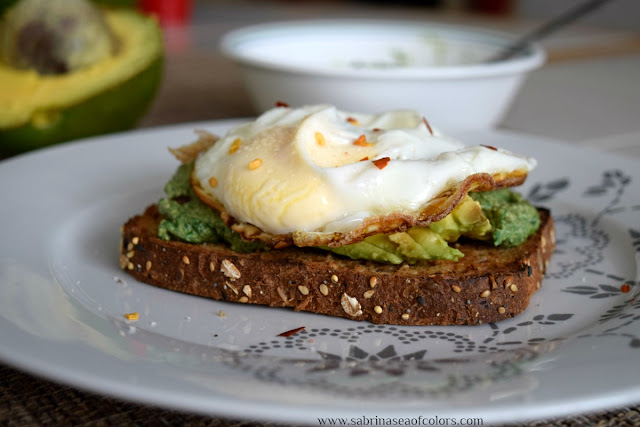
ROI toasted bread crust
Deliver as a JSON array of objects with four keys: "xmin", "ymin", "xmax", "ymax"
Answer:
[{"xmin": 120, "ymin": 205, "xmax": 555, "ymax": 325}]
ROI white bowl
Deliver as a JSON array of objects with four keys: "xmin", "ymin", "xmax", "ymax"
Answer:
[{"xmin": 220, "ymin": 19, "xmax": 545, "ymax": 130}]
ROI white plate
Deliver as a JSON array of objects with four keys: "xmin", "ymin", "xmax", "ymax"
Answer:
[{"xmin": 1, "ymin": 121, "xmax": 639, "ymax": 426}]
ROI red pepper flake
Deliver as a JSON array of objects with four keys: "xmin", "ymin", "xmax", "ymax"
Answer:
[
  {"xmin": 359, "ymin": 156, "xmax": 369, "ymax": 161},
  {"xmin": 482, "ymin": 144, "xmax": 498, "ymax": 151},
  {"xmin": 621, "ymin": 283, "xmax": 631, "ymax": 293},
  {"xmin": 422, "ymin": 117, "xmax": 433, "ymax": 135},
  {"xmin": 278, "ymin": 326, "xmax": 306, "ymax": 337},
  {"xmin": 275, "ymin": 101, "xmax": 289, "ymax": 108},
  {"xmin": 346, "ymin": 117, "xmax": 361, "ymax": 126},
  {"xmin": 372, "ymin": 128, "xmax": 381, "ymax": 132},
  {"xmin": 372, "ymin": 157, "xmax": 391, "ymax": 170},
  {"xmin": 353, "ymin": 134, "xmax": 372, "ymax": 147}
]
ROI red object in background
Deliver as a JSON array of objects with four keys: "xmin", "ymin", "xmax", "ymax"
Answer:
[
  {"xmin": 467, "ymin": 0, "xmax": 513, "ymax": 15},
  {"xmin": 138, "ymin": 0, "xmax": 192, "ymax": 52},
  {"xmin": 137, "ymin": 0, "xmax": 192, "ymax": 27}
]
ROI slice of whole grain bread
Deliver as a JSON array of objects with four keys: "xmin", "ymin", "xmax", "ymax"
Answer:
[{"xmin": 120, "ymin": 205, "xmax": 555, "ymax": 325}]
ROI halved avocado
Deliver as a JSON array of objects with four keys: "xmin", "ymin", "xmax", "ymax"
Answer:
[{"xmin": 0, "ymin": 5, "xmax": 163, "ymax": 155}]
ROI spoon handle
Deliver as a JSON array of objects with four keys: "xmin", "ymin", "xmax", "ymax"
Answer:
[{"xmin": 489, "ymin": 0, "xmax": 616, "ymax": 62}]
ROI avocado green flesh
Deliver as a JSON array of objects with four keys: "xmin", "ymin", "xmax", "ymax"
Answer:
[
  {"xmin": 328, "ymin": 195, "xmax": 491, "ymax": 264},
  {"xmin": 157, "ymin": 163, "xmax": 267, "ymax": 253},
  {"xmin": 0, "ymin": 57, "xmax": 162, "ymax": 155},
  {"xmin": 330, "ymin": 229, "xmax": 462, "ymax": 265},
  {"xmin": 470, "ymin": 188, "xmax": 541, "ymax": 247},
  {"xmin": 329, "ymin": 236, "xmax": 405, "ymax": 264},
  {"xmin": 429, "ymin": 195, "xmax": 492, "ymax": 241}
]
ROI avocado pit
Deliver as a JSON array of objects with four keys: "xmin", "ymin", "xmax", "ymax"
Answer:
[{"xmin": 0, "ymin": 0, "xmax": 119, "ymax": 75}]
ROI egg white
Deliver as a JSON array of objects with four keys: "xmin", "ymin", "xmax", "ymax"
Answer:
[{"xmin": 193, "ymin": 105, "xmax": 536, "ymax": 235}]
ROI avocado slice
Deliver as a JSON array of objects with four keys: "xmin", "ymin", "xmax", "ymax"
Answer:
[
  {"xmin": 325, "ymin": 235, "xmax": 406, "ymax": 264},
  {"xmin": 326, "ymin": 196, "xmax": 489, "ymax": 264},
  {"xmin": 428, "ymin": 195, "xmax": 492, "ymax": 241},
  {"xmin": 0, "ymin": 0, "xmax": 163, "ymax": 155}
]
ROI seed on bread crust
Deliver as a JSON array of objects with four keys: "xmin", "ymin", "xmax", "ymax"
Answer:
[
  {"xmin": 221, "ymin": 259, "xmax": 241, "ymax": 280},
  {"xmin": 319, "ymin": 284, "xmax": 329, "ymax": 296},
  {"xmin": 243, "ymin": 285, "xmax": 252, "ymax": 298},
  {"xmin": 225, "ymin": 281, "xmax": 238, "ymax": 295},
  {"xmin": 504, "ymin": 277, "xmax": 513, "ymax": 289},
  {"xmin": 341, "ymin": 293, "xmax": 362, "ymax": 317},
  {"xmin": 277, "ymin": 287, "xmax": 289, "ymax": 303}
]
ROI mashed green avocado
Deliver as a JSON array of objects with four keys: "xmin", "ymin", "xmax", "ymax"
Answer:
[
  {"xmin": 157, "ymin": 163, "xmax": 266, "ymax": 253},
  {"xmin": 470, "ymin": 188, "xmax": 540, "ymax": 247},
  {"xmin": 157, "ymin": 164, "xmax": 540, "ymax": 262}
]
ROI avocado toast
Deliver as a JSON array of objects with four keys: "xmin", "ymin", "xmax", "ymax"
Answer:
[{"xmin": 120, "ymin": 105, "xmax": 555, "ymax": 325}]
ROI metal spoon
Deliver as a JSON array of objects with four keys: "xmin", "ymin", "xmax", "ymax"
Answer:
[{"xmin": 488, "ymin": 0, "xmax": 617, "ymax": 62}]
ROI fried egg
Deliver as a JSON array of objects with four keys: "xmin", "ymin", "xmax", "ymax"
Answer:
[{"xmin": 192, "ymin": 105, "xmax": 536, "ymax": 247}]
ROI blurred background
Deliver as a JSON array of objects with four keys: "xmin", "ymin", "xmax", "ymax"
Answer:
[
  {"xmin": 1, "ymin": 0, "xmax": 639, "ymax": 155},
  {"xmin": 138, "ymin": 0, "xmax": 639, "ymax": 147},
  {"xmin": 186, "ymin": 0, "xmax": 639, "ymax": 30}
]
